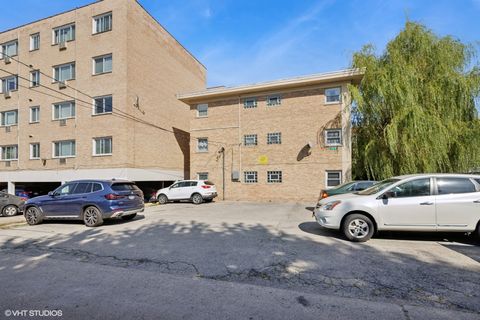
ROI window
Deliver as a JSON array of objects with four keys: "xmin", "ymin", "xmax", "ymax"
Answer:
[
  {"xmin": 325, "ymin": 129, "xmax": 342, "ymax": 146},
  {"xmin": 1, "ymin": 76, "xmax": 18, "ymax": 92},
  {"xmin": 93, "ymin": 95, "xmax": 113, "ymax": 114},
  {"xmin": 197, "ymin": 172, "xmax": 209, "ymax": 180},
  {"xmin": 243, "ymin": 98, "xmax": 257, "ymax": 109},
  {"xmin": 53, "ymin": 24, "xmax": 75, "ymax": 44},
  {"xmin": 244, "ymin": 134, "xmax": 257, "ymax": 146},
  {"xmin": 92, "ymin": 183, "xmax": 103, "ymax": 192},
  {"xmin": 197, "ymin": 104, "xmax": 208, "ymax": 117},
  {"xmin": 30, "ymin": 143, "xmax": 40, "ymax": 159},
  {"xmin": 30, "ymin": 107, "xmax": 40, "ymax": 123},
  {"xmin": 54, "ymin": 183, "xmax": 75, "ymax": 196},
  {"xmin": 93, "ymin": 12, "xmax": 112, "ymax": 34},
  {"xmin": 267, "ymin": 132, "xmax": 281, "ymax": 145},
  {"xmin": 389, "ymin": 178, "xmax": 431, "ymax": 198},
  {"xmin": 30, "ymin": 70, "xmax": 40, "ymax": 87},
  {"xmin": 1, "ymin": 40, "xmax": 18, "ymax": 58},
  {"xmin": 93, "ymin": 54, "xmax": 112, "ymax": 74},
  {"xmin": 30, "ymin": 33, "xmax": 40, "ymax": 51},
  {"xmin": 72, "ymin": 182, "xmax": 93, "ymax": 194},
  {"xmin": 94, "ymin": 137, "xmax": 112, "ymax": 156},
  {"xmin": 197, "ymin": 138, "xmax": 208, "ymax": 152},
  {"xmin": 53, "ymin": 102, "xmax": 75, "ymax": 120},
  {"xmin": 53, "ymin": 140, "xmax": 76, "ymax": 158},
  {"xmin": 244, "ymin": 171, "xmax": 258, "ymax": 183},
  {"xmin": 326, "ymin": 171, "xmax": 342, "ymax": 187},
  {"xmin": 325, "ymin": 87, "xmax": 341, "ymax": 103},
  {"xmin": 54, "ymin": 63, "xmax": 75, "ymax": 82},
  {"xmin": 1, "ymin": 110, "xmax": 18, "ymax": 126},
  {"xmin": 1, "ymin": 145, "xmax": 18, "ymax": 160},
  {"xmin": 437, "ymin": 178, "xmax": 477, "ymax": 195},
  {"xmin": 267, "ymin": 95, "xmax": 281, "ymax": 106},
  {"xmin": 267, "ymin": 171, "xmax": 282, "ymax": 183}
]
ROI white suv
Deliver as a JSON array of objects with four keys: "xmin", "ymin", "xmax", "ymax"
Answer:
[
  {"xmin": 156, "ymin": 180, "xmax": 217, "ymax": 205},
  {"xmin": 314, "ymin": 174, "xmax": 480, "ymax": 242}
]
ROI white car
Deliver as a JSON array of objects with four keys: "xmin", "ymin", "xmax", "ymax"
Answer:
[
  {"xmin": 156, "ymin": 180, "xmax": 217, "ymax": 205},
  {"xmin": 314, "ymin": 174, "xmax": 480, "ymax": 242}
]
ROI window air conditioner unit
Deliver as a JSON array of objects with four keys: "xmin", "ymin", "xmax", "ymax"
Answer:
[
  {"xmin": 58, "ymin": 81, "xmax": 67, "ymax": 89},
  {"xmin": 5, "ymin": 126, "xmax": 11, "ymax": 133},
  {"xmin": 4, "ymin": 91, "xmax": 11, "ymax": 99},
  {"xmin": 59, "ymin": 119, "xmax": 67, "ymax": 126},
  {"xmin": 59, "ymin": 41, "xmax": 67, "ymax": 51},
  {"xmin": 59, "ymin": 158, "xmax": 66, "ymax": 165},
  {"xmin": 5, "ymin": 161, "xmax": 11, "ymax": 167},
  {"xmin": 4, "ymin": 56, "xmax": 11, "ymax": 64}
]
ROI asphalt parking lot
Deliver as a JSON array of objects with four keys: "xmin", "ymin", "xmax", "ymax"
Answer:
[{"xmin": 0, "ymin": 202, "xmax": 479, "ymax": 320}]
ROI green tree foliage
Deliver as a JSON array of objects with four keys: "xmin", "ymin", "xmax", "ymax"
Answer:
[{"xmin": 350, "ymin": 22, "xmax": 480, "ymax": 180}]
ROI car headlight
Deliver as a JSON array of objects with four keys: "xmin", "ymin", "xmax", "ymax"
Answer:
[{"xmin": 323, "ymin": 200, "xmax": 341, "ymax": 210}]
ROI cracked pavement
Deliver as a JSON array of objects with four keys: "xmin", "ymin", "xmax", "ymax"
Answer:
[{"xmin": 0, "ymin": 202, "xmax": 479, "ymax": 319}]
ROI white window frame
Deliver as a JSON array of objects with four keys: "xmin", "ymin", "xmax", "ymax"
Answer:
[
  {"xmin": 266, "ymin": 95, "xmax": 281, "ymax": 106},
  {"xmin": 197, "ymin": 138, "xmax": 208, "ymax": 152},
  {"xmin": 325, "ymin": 87, "xmax": 341, "ymax": 104},
  {"xmin": 52, "ymin": 101, "xmax": 75, "ymax": 120},
  {"xmin": 0, "ymin": 40, "xmax": 18, "ymax": 59},
  {"xmin": 0, "ymin": 145, "xmax": 18, "ymax": 161},
  {"xmin": 93, "ymin": 137, "xmax": 113, "ymax": 156},
  {"xmin": 196, "ymin": 104, "xmax": 208, "ymax": 118},
  {"xmin": 30, "ymin": 143, "xmax": 40, "ymax": 160},
  {"xmin": 53, "ymin": 140, "xmax": 76, "ymax": 158},
  {"xmin": 244, "ymin": 134, "xmax": 257, "ymax": 146},
  {"xmin": 93, "ymin": 12, "xmax": 112, "ymax": 34},
  {"xmin": 30, "ymin": 33, "xmax": 40, "ymax": 51},
  {"xmin": 326, "ymin": 171, "xmax": 342, "ymax": 188},
  {"xmin": 53, "ymin": 24, "xmax": 75, "ymax": 45},
  {"xmin": 267, "ymin": 132, "xmax": 282, "ymax": 145},
  {"xmin": 53, "ymin": 63, "xmax": 75, "ymax": 82},
  {"xmin": 197, "ymin": 172, "xmax": 209, "ymax": 180},
  {"xmin": 1, "ymin": 76, "xmax": 18, "ymax": 93},
  {"xmin": 93, "ymin": 95, "xmax": 113, "ymax": 115},
  {"xmin": 267, "ymin": 171, "xmax": 283, "ymax": 183},
  {"xmin": 1, "ymin": 110, "xmax": 18, "ymax": 126},
  {"xmin": 243, "ymin": 97, "xmax": 257, "ymax": 109},
  {"xmin": 93, "ymin": 54, "xmax": 112, "ymax": 75},
  {"xmin": 30, "ymin": 70, "xmax": 40, "ymax": 87},
  {"xmin": 325, "ymin": 129, "xmax": 342, "ymax": 147},
  {"xmin": 244, "ymin": 171, "xmax": 258, "ymax": 183},
  {"xmin": 30, "ymin": 106, "xmax": 40, "ymax": 123}
]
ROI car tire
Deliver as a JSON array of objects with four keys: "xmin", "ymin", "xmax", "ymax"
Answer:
[
  {"xmin": 191, "ymin": 193, "xmax": 203, "ymax": 205},
  {"xmin": 121, "ymin": 213, "xmax": 137, "ymax": 221},
  {"xmin": 205, "ymin": 199, "xmax": 213, "ymax": 203},
  {"xmin": 157, "ymin": 194, "xmax": 168, "ymax": 205},
  {"xmin": 83, "ymin": 206, "xmax": 103, "ymax": 227},
  {"xmin": 342, "ymin": 214, "xmax": 374, "ymax": 242},
  {"xmin": 24, "ymin": 207, "xmax": 43, "ymax": 225},
  {"xmin": 2, "ymin": 205, "xmax": 18, "ymax": 217}
]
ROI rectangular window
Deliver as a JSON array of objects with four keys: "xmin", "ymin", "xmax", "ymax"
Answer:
[
  {"xmin": 53, "ymin": 63, "xmax": 75, "ymax": 82},
  {"xmin": 197, "ymin": 104, "xmax": 208, "ymax": 117},
  {"xmin": 325, "ymin": 87, "xmax": 341, "ymax": 103},
  {"xmin": 267, "ymin": 132, "xmax": 281, "ymax": 145},
  {"xmin": 244, "ymin": 171, "xmax": 258, "ymax": 183},
  {"xmin": 1, "ymin": 40, "xmax": 18, "ymax": 58},
  {"xmin": 30, "ymin": 70, "xmax": 40, "ymax": 87},
  {"xmin": 30, "ymin": 143, "xmax": 40, "ymax": 159},
  {"xmin": 53, "ymin": 24, "xmax": 75, "ymax": 44},
  {"xmin": 325, "ymin": 129, "xmax": 342, "ymax": 146},
  {"xmin": 93, "ymin": 12, "xmax": 112, "ymax": 34},
  {"xmin": 53, "ymin": 140, "xmax": 76, "ymax": 158},
  {"xmin": 197, "ymin": 172, "xmax": 209, "ymax": 180},
  {"xmin": 93, "ymin": 54, "xmax": 112, "ymax": 74},
  {"xmin": 53, "ymin": 102, "xmax": 75, "ymax": 120},
  {"xmin": 267, "ymin": 95, "xmax": 281, "ymax": 106},
  {"xmin": 244, "ymin": 134, "xmax": 257, "ymax": 146},
  {"xmin": 1, "ymin": 145, "xmax": 18, "ymax": 160},
  {"xmin": 30, "ymin": 107, "xmax": 40, "ymax": 123},
  {"xmin": 1, "ymin": 110, "xmax": 18, "ymax": 126},
  {"xmin": 93, "ymin": 95, "xmax": 113, "ymax": 114},
  {"xmin": 1, "ymin": 76, "xmax": 18, "ymax": 92},
  {"xmin": 267, "ymin": 171, "xmax": 282, "ymax": 183},
  {"xmin": 326, "ymin": 171, "xmax": 342, "ymax": 187},
  {"xmin": 197, "ymin": 138, "xmax": 208, "ymax": 152},
  {"xmin": 30, "ymin": 33, "xmax": 40, "ymax": 51},
  {"xmin": 93, "ymin": 137, "xmax": 112, "ymax": 156},
  {"xmin": 243, "ymin": 98, "xmax": 257, "ymax": 109}
]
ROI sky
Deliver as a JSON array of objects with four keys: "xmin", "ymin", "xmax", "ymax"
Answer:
[{"xmin": 0, "ymin": 0, "xmax": 479, "ymax": 87}]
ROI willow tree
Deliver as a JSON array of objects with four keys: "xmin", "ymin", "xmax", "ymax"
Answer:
[{"xmin": 350, "ymin": 22, "xmax": 480, "ymax": 180}]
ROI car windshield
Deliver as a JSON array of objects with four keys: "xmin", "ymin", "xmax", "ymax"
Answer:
[
  {"xmin": 357, "ymin": 179, "xmax": 400, "ymax": 195},
  {"xmin": 331, "ymin": 181, "xmax": 356, "ymax": 192}
]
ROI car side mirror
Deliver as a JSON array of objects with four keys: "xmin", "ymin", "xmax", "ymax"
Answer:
[
  {"xmin": 48, "ymin": 191, "xmax": 54, "ymax": 197},
  {"xmin": 382, "ymin": 191, "xmax": 394, "ymax": 199}
]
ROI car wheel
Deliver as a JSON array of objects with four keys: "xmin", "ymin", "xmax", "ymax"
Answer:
[
  {"xmin": 83, "ymin": 206, "xmax": 103, "ymax": 227},
  {"xmin": 24, "ymin": 207, "xmax": 43, "ymax": 225},
  {"xmin": 121, "ymin": 213, "xmax": 137, "ymax": 221},
  {"xmin": 342, "ymin": 214, "xmax": 374, "ymax": 242},
  {"xmin": 157, "ymin": 194, "xmax": 168, "ymax": 205},
  {"xmin": 2, "ymin": 205, "xmax": 18, "ymax": 217},
  {"xmin": 191, "ymin": 193, "xmax": 203, "ymax": 205}
]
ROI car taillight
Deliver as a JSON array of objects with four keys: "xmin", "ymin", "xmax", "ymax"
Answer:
[
  {"xmin": 321, "ymin": 191, "xmax": 328, "ymax": 199},
  {"xmin": 105, "ymin": 193, "xmax": 125, "ymax": 200},
  {"xmin": 201, "ymin": 185, "xmax": 211, "ymax": 189},
  {"xmin": 20, "ymin": 197, "xmax": 28, "ymax": 201}
]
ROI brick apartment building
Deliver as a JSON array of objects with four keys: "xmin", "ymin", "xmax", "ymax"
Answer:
[
  {"xmin": 178, "ymin": 69, "xmax": 363, "ymax": 202},
  {"xmin": 0, "ymin": 0, "xmax": 205, "ymax": 196}
]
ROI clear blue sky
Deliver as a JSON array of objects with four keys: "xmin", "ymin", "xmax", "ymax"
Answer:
[{"xmin": 1, "ymin": 0, "xmax": 479, "ymax": 87}]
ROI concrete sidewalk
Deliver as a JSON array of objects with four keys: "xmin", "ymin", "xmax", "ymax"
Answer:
[{"xmin": 0, "ymin": 214, "xmax": 25, "ymax": 228}]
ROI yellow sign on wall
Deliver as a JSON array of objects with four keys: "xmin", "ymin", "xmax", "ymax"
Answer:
[{"xmin": 258, "ymin": 155, "xmax": 269, "ymax": 165}]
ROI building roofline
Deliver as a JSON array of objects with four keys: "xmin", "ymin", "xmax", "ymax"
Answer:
[{"xmin": 177, "ymin": 68, "xmax": 364, "ymax": 104}]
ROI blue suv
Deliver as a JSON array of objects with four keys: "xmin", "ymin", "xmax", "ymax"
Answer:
[{"xmin": 24, "ymin": 180, "xmax": 144, "ymax": 227}]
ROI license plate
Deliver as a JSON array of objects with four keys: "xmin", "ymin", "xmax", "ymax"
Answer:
[{"xmin": 128, "ymin": 195, "xmax": 135, "ymax": 200}]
